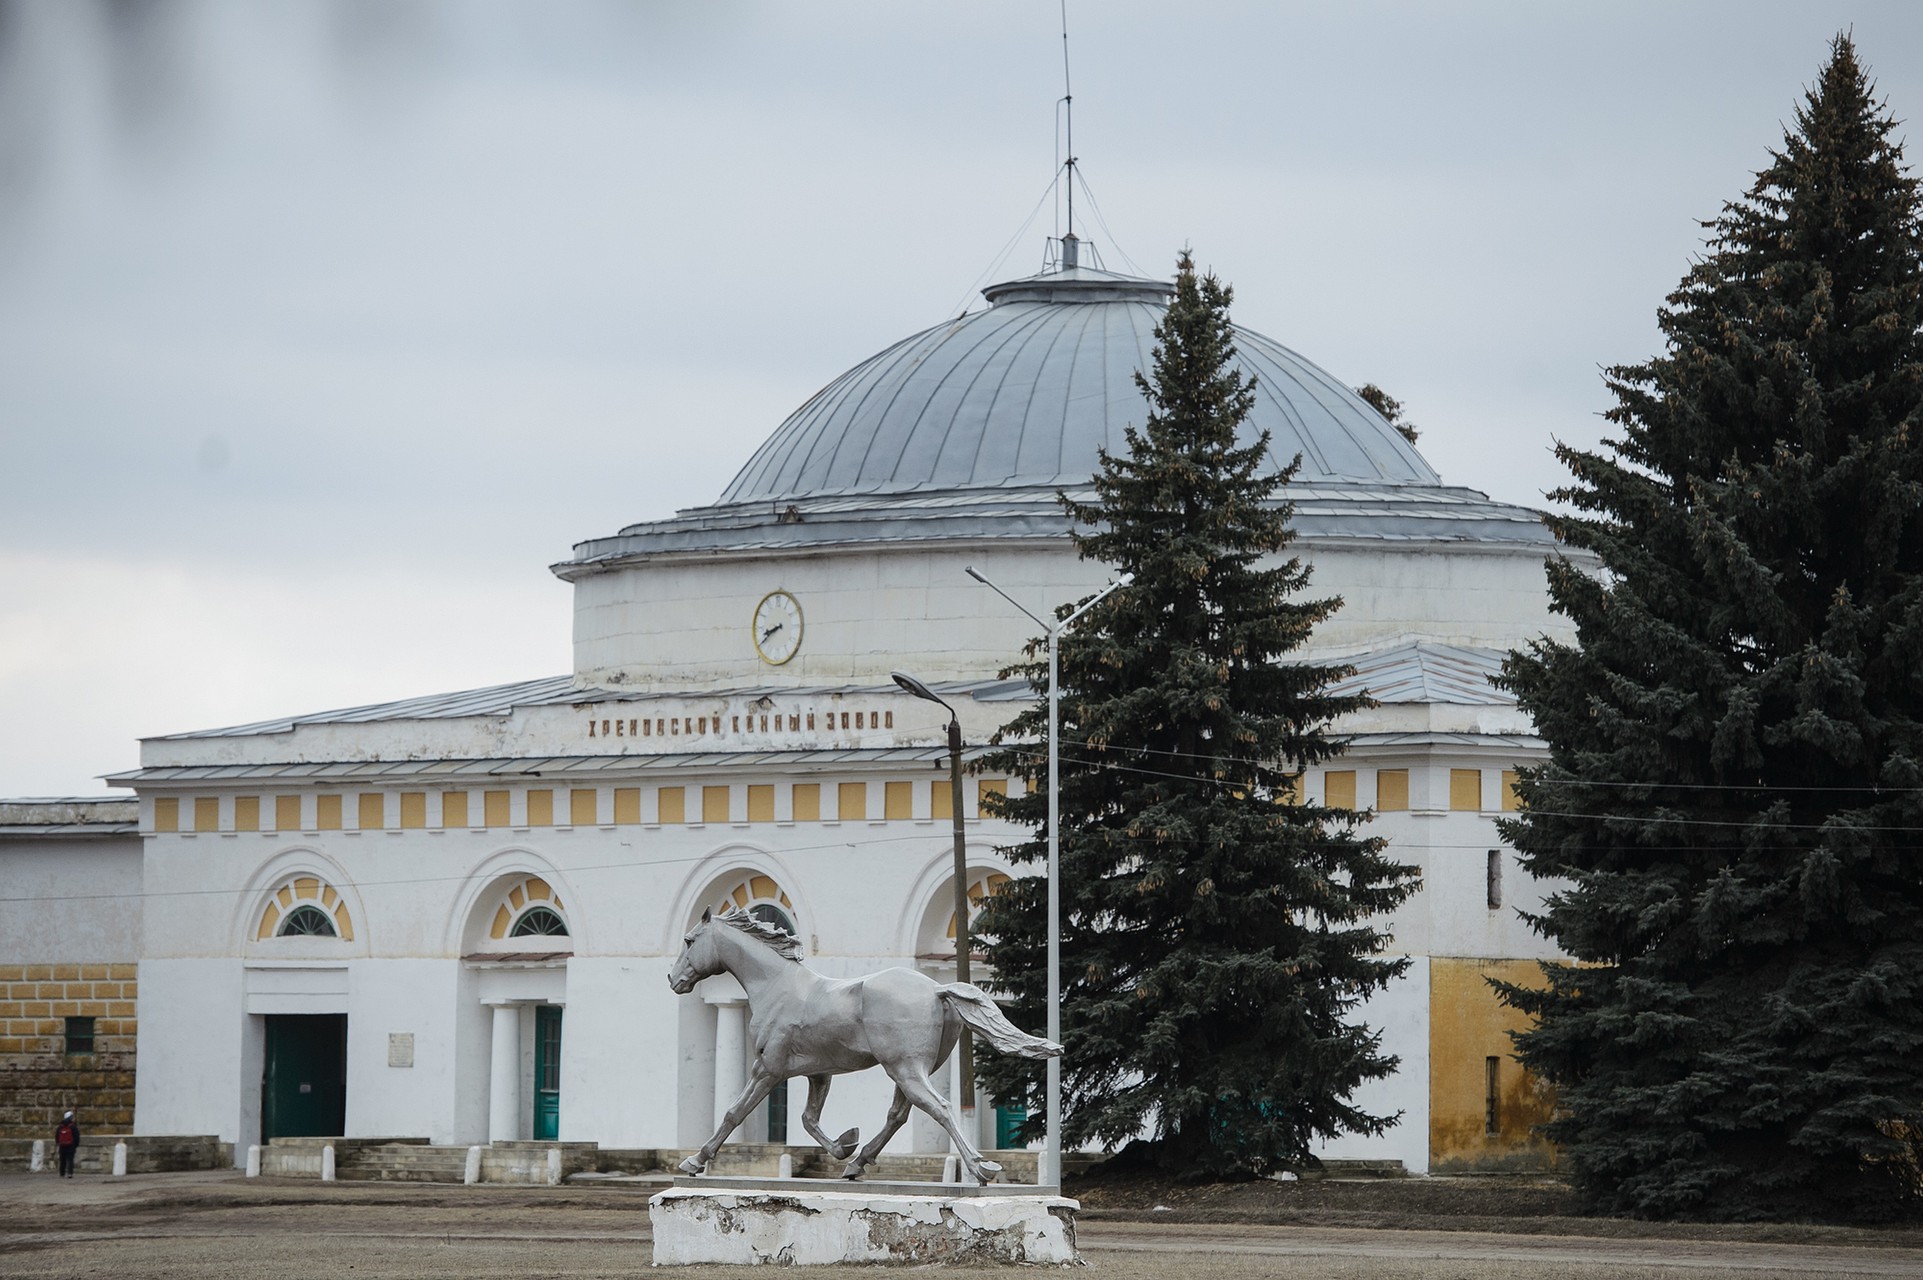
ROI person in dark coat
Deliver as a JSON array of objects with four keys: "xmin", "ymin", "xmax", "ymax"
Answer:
[{"xmin": 54, "ymin": 1111, "xmax": 80, "ymax": 1177}]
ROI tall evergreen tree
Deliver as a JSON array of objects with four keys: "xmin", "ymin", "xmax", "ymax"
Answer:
[
  {"xmin": 975, "ymin": 252, "xmax": 1420, "ymax": 1180},
  {"xmin": 1499, "ymin": 37, "xmax": 1923, "ymax": 1222}
]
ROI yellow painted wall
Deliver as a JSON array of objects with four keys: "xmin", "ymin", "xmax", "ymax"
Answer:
[
  {"xmin": 792, "ymin": 784, "xmax": 820, "ymax": 822},
  {"xmin": 884, "ymin": 781, "xmax": 912, "ymax": 820},
  {"xmin": 838, "ymin": 782, "xmax": 866, "ymax": 821},
  {"xmin": 570, "ymin": 789, "xmax": 597, "ymax": 826},
  {"xmin": 0, "ymin": 963, "xmax": 139, "ymax": 1137},
  {"xmin": 400, "ymin": 793, "xmax": 427, "ymax": 829},
  {"xmin": 1325, "ymin": 770, "xmax": 1356, "ymax": 810},
  {"xmin": 316, "ymin": 795, "xmax": 342, "ymax": 831},
  {"xmin": 274, "ymin": 795, "xmax": 300, "ymax": 831},
  {"xmin": 658, "ymin": 787, "xmax": 686, "ymax": 825},
  {"xmin": 1450, "ymin": 769, "xmax": 1483, "ymax": 811},
  {"xmin": 702, "ymin": 786, "xmax": 730, "ymax": 824},
  {"xmin": 443, "ymin": 791, "xmax": 469, "ymax": 829},
  {"xmin": 613, "ymin": 788, "xmax": 640, "ymax": 824},
  {"xmin": 746, "ymin": 785, "xmax": 774, "ymax": 822},
  {"xmin": 1429, "ymin": 956, "xmax": 1559, "ymax": 1171},
  {"xmin": 930, "ymin": 780, "xmax": 952, "ymax": 821},
  {"xmin": 527, "ymin": 789, "xmax": 554, "ymax": 827},
  {"xmin": 1377, "ymin": 769, "xmax": 1408, "ymax": 811}
]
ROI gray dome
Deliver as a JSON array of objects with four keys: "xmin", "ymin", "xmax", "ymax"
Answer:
[{"xmin": 718, "ymin": 265, "xmax": 1440, "ymax": 506}]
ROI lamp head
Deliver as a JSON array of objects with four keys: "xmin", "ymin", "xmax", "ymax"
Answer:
[
  {"xmin": 890, "ymin": 670, "xmax": 939, "ymax": 703},
  {"xmin": 965, "ymin": 566, "xmax": 987, "ymax": 584}
]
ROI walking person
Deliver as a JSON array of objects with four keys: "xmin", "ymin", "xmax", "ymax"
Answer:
[{"xmin": 54, "ymin": 1111, "xmax": 80, "ymax": 1177}]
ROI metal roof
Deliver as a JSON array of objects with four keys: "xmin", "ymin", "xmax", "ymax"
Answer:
[
  {"xmin": 1327, "ymin": 642, "xmax": 1516, "ymax": 706},
  {"xmin": 107, "ymin": 745, "xmax": 996, "ymax": 787},
  {"xmin": 147, "ymin": 649, "xmax": 1515, "ymax": 748},
  {"xmin": 0, "ymin": 797, "xmax": 140, "ymax": 837},
  {"xmin": 150, "ymin": 677, "xmax": 1026, "ymax": 742},
  {"xmin": 558, "ymin": 480, "xmax": 1557, "ymax": 575},
  {"xmin": 716, "ymin": 266, "xmax": 1438, "ymax": 508}
]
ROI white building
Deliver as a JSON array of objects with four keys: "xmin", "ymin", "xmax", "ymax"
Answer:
[{"xmin": 6, "ymin": 254, "xmax": 1571, "ymax": 1173}]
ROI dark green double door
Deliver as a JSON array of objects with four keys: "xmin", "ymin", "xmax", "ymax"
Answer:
[
  {"xmin": 262, "ymin": 1014, "xmax": 347, "ymax": 1143},
  {"xmin": 533, "ymin": 1006, "xmax": 562, "ymax": 1140}
]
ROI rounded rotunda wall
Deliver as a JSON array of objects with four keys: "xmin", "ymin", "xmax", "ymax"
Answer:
[{"xmin": 570, "ymin": 538, "xmax": 1568, "ymax": 692}]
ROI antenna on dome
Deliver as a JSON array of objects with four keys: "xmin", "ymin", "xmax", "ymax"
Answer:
[{"xmin": 1059, "ymin": 0, "xmax": 1078, "ymax": 268}]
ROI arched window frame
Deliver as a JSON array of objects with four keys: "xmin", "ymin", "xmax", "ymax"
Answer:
[
  {"xmin": 256, "ymin": 875, "xmax": 355, "ymax": 942},
  {"xmin": 486, "ymin": 876, "xmax": 573, "ymax": 945},
  {"xmin": 705, "ymin": 872, "xmax": 798, "ymax": 937}
]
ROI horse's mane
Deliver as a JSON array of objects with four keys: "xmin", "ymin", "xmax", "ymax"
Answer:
[{"xmin": 714, "ymin": 906, "xmax": 804, "ymax": 961}]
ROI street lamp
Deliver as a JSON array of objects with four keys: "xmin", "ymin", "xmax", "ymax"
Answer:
[
  {"xmin": 965, "ymin": 565, "xmax": 1130, "ymax": 1190},
  {"xmin": 889, "ymin": 670, "xmax": 976, "ymax": 1136}
]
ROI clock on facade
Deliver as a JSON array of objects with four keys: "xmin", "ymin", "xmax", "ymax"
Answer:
[{"xmin": 752, "ymin": 590, "xmax": 803, "ymax": 665}]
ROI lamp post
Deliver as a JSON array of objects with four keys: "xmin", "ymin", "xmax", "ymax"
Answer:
[
  {"xmin": 889, "ymin": 670, "xmax": 975, "ymax": 1131},
  {"xmin": 965, "ymin": 566, "xmax": 1129, "ymax": 1190}
]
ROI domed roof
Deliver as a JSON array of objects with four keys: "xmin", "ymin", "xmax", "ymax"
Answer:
[{"xmin": 717, "ymin": 265, "xmax": 1440, "ymax": 506}]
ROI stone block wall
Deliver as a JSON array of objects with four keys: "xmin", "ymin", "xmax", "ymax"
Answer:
[{"xmin": 0, "ymin": 963, "xmax": 138, "ymax": 1138}]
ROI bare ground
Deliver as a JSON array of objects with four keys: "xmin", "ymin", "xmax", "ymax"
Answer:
[{"xmin": 1, "ymin": 1170, "xmax": 1918, "ymax": 1279}]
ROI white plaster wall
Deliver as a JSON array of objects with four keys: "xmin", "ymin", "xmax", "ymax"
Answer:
[
  {"xmin": 133, "ymin": 957, "xmax": 248, "ymax": 1145},
  {"xmin": 1309, "ymin": 961, "xmax": 1432, "ymax": 1173},
  {"xmin": 0, "ymin": 837, "xmax": 142, "ymax": 963},
  {"xmin": 346, "ymin": 960, "xmax": 462, "ymax": 1142},
  {"xmin": 562, "ymin": 956, "xmax": 681, "ymax": 1148},
  {"xmin": 124, "ymin": 713, "xmax": 1562, "ymax": 1170}
]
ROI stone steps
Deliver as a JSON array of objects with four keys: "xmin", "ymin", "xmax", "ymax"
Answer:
[{"xmin": 253, "ymin": 1137, "xmax": 1051, "ymax": 1186}]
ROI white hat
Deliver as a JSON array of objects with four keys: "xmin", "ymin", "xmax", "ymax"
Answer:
[{"xmin": 63, "ymin": 1111, "xmax": 73, "ymax": 1119}]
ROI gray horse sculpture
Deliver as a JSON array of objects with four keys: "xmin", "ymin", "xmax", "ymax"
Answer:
[{"xmin": 667, "ymin": 906, "xmax": 1060, "ymax": 1184}]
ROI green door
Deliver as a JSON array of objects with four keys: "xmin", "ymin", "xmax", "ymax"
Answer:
[
  {"xmin": 994, "ymin": 1101, "xmax": 1027, "ymax": 1151},
  {"xmin": 533, "ymin": 1006, "xmax": 562, "ymax": 1140},
  {"xmin": 262, "ymin": 1014, "xmax": 347, "ymax": 1143}
]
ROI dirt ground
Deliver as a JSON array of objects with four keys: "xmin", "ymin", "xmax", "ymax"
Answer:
[{"xmin": 3, "ymin": 1170, "xmax": 1920, "ymax": 1279}]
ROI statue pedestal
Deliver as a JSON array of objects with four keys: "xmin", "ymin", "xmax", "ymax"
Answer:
[{"xmin": 649, "ymin": 1178, "xmax": 1079, "ymax": 1265}]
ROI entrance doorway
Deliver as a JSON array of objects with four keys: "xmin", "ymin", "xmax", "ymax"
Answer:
[
  {"xmin": 533, "ymin": 1006, "xmax": 562, "ymax": 1140},
  {"xmin": 994, "ymin": 1101, "xmax": 1026, "ymax": 1151},
  {"xmin": 262, "ymin": 1014, "xmax": 347, "ymax": 1142}
]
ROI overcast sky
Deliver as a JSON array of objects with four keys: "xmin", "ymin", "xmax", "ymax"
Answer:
[{"xmin": 3, "ymin": 0, "xmax": 1920, "ymax": 796}]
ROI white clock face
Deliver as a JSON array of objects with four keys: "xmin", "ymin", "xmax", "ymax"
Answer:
[{"xmin": 753, "ymin": 590, "xmax": 803, "ymax": 665}]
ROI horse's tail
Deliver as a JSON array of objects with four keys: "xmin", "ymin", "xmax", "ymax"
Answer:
[{"xmin": 938, "ymin": 982, "xmax": 1062, "ymax": 1059}]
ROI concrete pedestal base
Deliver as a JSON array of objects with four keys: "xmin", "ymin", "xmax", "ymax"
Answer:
[{"xmin": 649, "ymin": 1183, "xmax": 1079, "ymax": 1265}]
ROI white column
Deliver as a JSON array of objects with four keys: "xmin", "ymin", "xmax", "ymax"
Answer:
[
  {"xmin": 713, "ymin": 999, "xmax": 748, "ymax": 1141},
  {"xmin": 488, "ymin": 1003, "xmax": 521, "ymax": 1143}
]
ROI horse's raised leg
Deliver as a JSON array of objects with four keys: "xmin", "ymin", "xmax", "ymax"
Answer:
[
  {"xmin": 892, "ymin": 1069, "xmax": 1001, "ymax": 1185},
  {"xmin": 678, "ymin": 1066, "xmax": 780, "ymax": 1176},
  {"xmin": 841, "ymin": 1086, "xmax": 912, "ymax": 1180},
  {"xmin": 799, "ymin": 1073, "xmax": 859, "ymax": 1162}
]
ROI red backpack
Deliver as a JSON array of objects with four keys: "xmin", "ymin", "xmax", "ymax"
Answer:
[{"xmin": 55, "ymin": 1120, "xmax": 76, "ymax": 1146}]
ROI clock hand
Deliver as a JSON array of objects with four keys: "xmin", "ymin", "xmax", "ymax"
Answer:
[{"xmin": 761, "ymin": 623, "xmax": 783, "ymax": 642}]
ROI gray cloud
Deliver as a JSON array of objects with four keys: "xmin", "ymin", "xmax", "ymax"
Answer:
[{"xmin": 3, "ymin": 0, "xmax": 1921, "ymax": 793}]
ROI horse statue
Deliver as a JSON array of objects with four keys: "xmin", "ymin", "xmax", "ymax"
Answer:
[{"xmin": 667, "ymin": 905, "xmax": 1060, "ymax": 1185}]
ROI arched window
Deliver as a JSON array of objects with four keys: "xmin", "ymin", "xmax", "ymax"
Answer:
[
  {"xmin": 279, "ymin": 904, "xmax": 338, "ymax": 937},
  {"xmin": 510, "ymin": 905, "xmax": 569, "ymax": 937},
  {"xmin": 706, "ymin": 873, "xmax": 797, "ymax": 937},
  {"xmin": 488, "ymin": 876, "xmax": 571, "ymax": 942},
  {"xmin": 256, "ymin": 876, "xmax": 355, "ymax": 941},
  {"xmin": 947, "ymin": 872, "xmax": 1010, "ymax": 945}
]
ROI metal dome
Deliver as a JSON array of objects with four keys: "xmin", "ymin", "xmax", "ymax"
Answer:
[{"xmin": 717, "ymin": 264, "xmax": 1440, "ymax": 506}]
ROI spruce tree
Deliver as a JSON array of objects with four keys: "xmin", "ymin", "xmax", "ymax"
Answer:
[
  {"xmin": 975, "ymin": 252, "xmax": 1421, "ymax": 1180},
  {"xmin": 1355, "ymin": 383, "xmax": 1420, "ymax": 444},
  {"xmin": 1499, "ymin": 37, "xmax": 1923, "ymax": 1222}
]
